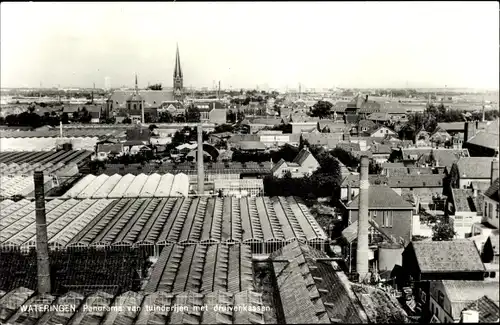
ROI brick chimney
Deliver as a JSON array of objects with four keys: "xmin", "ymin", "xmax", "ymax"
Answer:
[
  {"xmin": 491, "ymin": 159, "xmax": 499, "ymax": 185},
  {"xmin": 34, "ymin": 171, "xmax": 51, "ymax": 294},
  {"xmin": 357, "ymin": 156, "xmax": 370, "ymax": 282},
  {"xmin": 464, "ymin": 122, "xmax": 476, "ymax": 143},
  {"xmin": 197, "ymin": 124, "xmax": 205, "ymax": 195}
]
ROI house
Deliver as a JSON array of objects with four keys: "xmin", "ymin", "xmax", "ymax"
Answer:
[
  {"xmin": 301, "ymin": 133, "xmax": 343, "ymax": 149},
  {"xmin": 447, "ymin": 188, "xmax": 484, "ymax": 238},
  {"xmin": 460, "ymin": 295, "xmax": 500, "ymax": 323},
  {"xmin": 290, "ymin": 118, "xmax": 321, "ymax": 134},
  {"xmin": 191, "ymin": 102, "xmax": 227, "ymax": 124},
  {"xmin": 367, "ymin": 112, "xmax": 391, "ymax": 123},
  {"xmin": 399, "ymin": 148, "xmax": 470, "ymax": 170},
  {"xmin": 429, "ymin": 126, "xmax": 452, "ymax": 146},
  {"xmin": 259, "ymin": 133, "xmax": 300, "ymax": 148},
  {"xmin": 340, "ymin": 185, "xmax": 414, "ymax": 244},
  {"xmin": 455, "ymin": 157, "xmax": 498, "ymax": 189},
  {"xmin": 357, "ymin": 119, "xmax": 377, "ymax": 135},
  {"xmin": 481, "ymin": 175, "xmax": 499, "ymax": 230},
  {"xmin": 369, "ymin": 143, "xmax": 393, "ymax": 164},
  {"xmin": 317, "ymin": 120, "xmax": 349, "ymax": 133},
  {"xmin": 401, "ymin": 240, "xmax": 488, "ymax": 321},
  {"xmin": 428, "ymin": 280, "xmax": 499, "ymax": 323},
  {"xmin": 368, "ymin": 126, "xmax": 397, "ymax": 138},
  {"xmin": 414, "ymin": 128, "xmax": 431, "ymax": 147},
  {"xmin": 271, "ymin": 146, "xmax": 320, "ymax": 178},
  {"xmin": 240, "ymin": 118, "xmax": 281, "ymax": 134},
  {"xmin": 96, "ymin": 143, "xmax": 124, "ymax": 161},
  {"xmin": 463, "ymin": 120, "xmax": 499, "ymax": 157}
]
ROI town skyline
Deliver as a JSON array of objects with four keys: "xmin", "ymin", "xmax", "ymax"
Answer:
[{"xmin": 1, "ymin": 2, "xmax": 499, "ymax": 90}]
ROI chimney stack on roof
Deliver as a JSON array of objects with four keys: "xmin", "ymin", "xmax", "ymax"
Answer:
[
  {"xmin": 197, "ymin": 124, "xmax": 205, "ymax": 195},
  {"xmin": 356, "ymin": 156, "xmax": 370, "ymax": 283},
  {"xmin": 491, "ymin": 159, "xmax": 499, "ymax": 185},
  {"xmin": 34, "ymin": 171, "xmax": 51, "ymax": 294},
  {"xmin": 464, "ymin": 122, "xmax": 477, "ymax": 143}
]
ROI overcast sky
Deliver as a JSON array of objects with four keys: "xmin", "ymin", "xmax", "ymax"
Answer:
[{"xmin": 1, "ymin": 2, "xmax": 498, "ymax": 90}]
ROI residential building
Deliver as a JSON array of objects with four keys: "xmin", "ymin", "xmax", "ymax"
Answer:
[
  {"xmin": 96, "ymin": 143, "xmax": 124, "ymax": 161},
  {"xmin": 271, "ymin": 146, "xmax": 320, "ymax": 178},
  {"xmin": 463, "ymin": 120, "xmax": 499, "ymax": 157},
  {"xmin": 447, "ymin": 188, "xmax": 484, "ymax": 238},
  {"xmin": 340, "ymin": 185, "xmax": 414, "ymax": 244},
  {"xmin": 401, "ymin": 240, "xmax": 488, "ymax": 321},
  {"xmin": 428, "ymin": 280, "xmax": 499, "ymax": 323},
  {"xmin": 368, "ymin": 126, "xmax": 397, "ymax": 138},
  {"xmin": 460, "ymin": 295, "xmax": 500, "ymax": 323},
  {"xmin": 455, "ymin": 157, "xmax": 498, "ymax": 189}
]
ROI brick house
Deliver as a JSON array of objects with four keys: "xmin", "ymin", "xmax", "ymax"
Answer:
[
  {"xmin": 271, "ymin": 147, "xmax": 320, "ymax": 178},
  {"xmin": 340, "ymin": 185, "xmax": 414, "ymax": 244}
]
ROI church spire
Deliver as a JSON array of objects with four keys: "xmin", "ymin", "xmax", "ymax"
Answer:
[{"xmin": 174, "ymin": 43, "xmax": 182, "ymax": 78}]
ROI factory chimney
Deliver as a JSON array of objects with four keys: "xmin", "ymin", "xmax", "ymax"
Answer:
[
  {"xmin": 59, "ymin": 121, "xmax": 63, "ymax": 138},
  {"xmin": 491, "ymin": 159, "xmax": 499, "ymax": 185},
  {"xmin": 356, "ymin": 156, "xmax": 370, "ymax": 282},
  {"xmin": 34, "ymin": 171, "xmax": 51, "ymax": 294},
  {"xmin": 218, "ymin": 81, "xmax": 221, "ymax": 100},
  {"xmin": 197, "ymin": 124, "xmax": 205, "ymax": 195}
]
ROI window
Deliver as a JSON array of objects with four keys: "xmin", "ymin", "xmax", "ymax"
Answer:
[
  {"xmin": 133, "ymin": 104, "xmax": 137, "ymax": 110},
  {"xmin": 489, "ymin": 203, "xmax": 493, "ymax": 219},
  {"xmin": 484, "ymin": 202, "xmax": 488, "ymax": 216},
  {"xmin": 382, "ymin": 211, "xmax": 393, "ymax": 227}
]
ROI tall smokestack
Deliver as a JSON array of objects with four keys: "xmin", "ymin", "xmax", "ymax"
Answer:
[
  {"xmin": 218, "ymin": 81, "xmax": 221, "ymax": 100},
  {"xmin": 197, "ymin": 124, "xmax": 205, "ymax": 195},
  {"xmin": 356, "ymin": 156, "xmax": 370, "ymax": 282},
  {"xmin": 59, "ymin": 121, "xmax": 63, "ymax": 138},
  {"xmin": 491, "ymin": 159, "xmax": 499, "ymax": 185},
  {"xmin": 34, "ymin": 171, "xmax": 51, "ymax": 294}
]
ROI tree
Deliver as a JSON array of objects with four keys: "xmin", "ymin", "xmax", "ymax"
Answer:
[
  {"xmin": 149, "ymin": 124, "xmax": 158, "ymax": 132},
  {"xmin": 369, "ymin": 159, "xmax": 382, "ymax": 174},
  {"xmin": 79, "ymin": 107, "xmax": 92, "ymax": 123},
  {"xmin": 237, "ymin": 111, "xmax": 245, "ymax": 122},
  {"xmin": 122, "ymin": 117, "xmax": 132, "ymax": 124},
  {"xmin": 310, "ymin": 101, "xmax": 333, "ymax": 118},
  {"xmin": 147, "ymin": 83, "xmax": 163, "ymax": 91},
  {"xmin": 330, "ymin": 148, "xmax": 359, "ymax": 168},
  {"xmin": 186, "ymin": 106, "xmax": 201, "ymax": 123},
  {"xmin": 144, "ymin": 112, "xmax": 154, "ymax": 123},
  {"xmin": 226, "ymin": 110, "xmax": 237, "ymax": 124},
  {"xmin": 158, "ymin": 111, "xmax": 174, "ymax": 123},
  {"xmin": 214, "ymin": 124, "xmax": 235, "ymax": 134},
  {"xmin": 61, "ymin": 112, "xmax": 69, "ymax": 124},
  {"xmin": 432, "ymin": 222, "xmax": 456, "ymax": 241}
]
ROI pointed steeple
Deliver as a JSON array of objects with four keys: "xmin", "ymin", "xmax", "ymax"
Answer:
[{"xmin": 174, "ymin": 43, "xmax": 183, "ymax": 78}]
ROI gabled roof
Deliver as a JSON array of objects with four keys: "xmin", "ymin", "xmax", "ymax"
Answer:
[
  {"xmin": 441, "ymin": 280, "xmax": 500, "ymax": 320},
  {"xmin": 484, "ymin": 178, "xmax": 499, "ymax": 202},
  {"xmin": 409, "ymin": 240, "xmax": 485, "ymax": 273},
  {"xmin": 341, "ymin": 219, "xmax": 394, "ymax": 244},
  {"xmin": 457, "ymin": 157, "xmax": 497, "ymax": 179},
  {"xmin": 293, "ymin": 148, "xmax": 315, "ymax": 166},
  {"xmin": 346, "ymin": 185, "xmax": 413, "ymax": 209},
  {"xmin": 271, "ymin": 158, "xmax": 287, "ymax": 174},
  {"xmin": 97, "ymin": 143, "xmax": 123, "ymax": 154},
  {"xmin": 367, "ymin": 112, "xmax": 390, "ymax": 121},
  {"xmin": 463, "ymin": 295, "xmax": 500, "ymax": 323},
  {"xmin": 451, "ymin": 189, "xmax": 484, "ymax": 213},
  {"xmin": 368, "ymin": 126, "xmax": 396, "ymax": 136},
  {"xmin": 467, "ymin": 132, "xmax": 500, "ymax": 151},
  {"xmin": 269, "ymin": 241, "xmax": 370, "ymax": 324}
]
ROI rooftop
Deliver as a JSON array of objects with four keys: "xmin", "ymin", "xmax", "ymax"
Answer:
[
  {"xmin": 463, "ymin": 295, "xmax": 500, "ymax": 323},
  {"xmin": 345, "ymin": 185, "xmax": 413, "ymax": 209},
  {"xmin": 456, "ymin": 157, "xmax": 497, "ymax": 179},
  {"xmin": 410, "ymin": 240, "xmax": 485, "ymax": 273}
]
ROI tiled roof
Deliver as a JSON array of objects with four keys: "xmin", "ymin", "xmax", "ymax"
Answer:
[
  {"xmin": 369, "ymin": 144, "xmax": 392, "ymax": 154},
  {"xmin": 317, "ymin": 120, "xmax": 350, "ymax": 132},
  {"xmin": 301, "ymin": 133, "xmax": 343, "ymax": 147},
  {"xmin": 228, "ymin": 134, "xmax": 260, "ymax": 143},
  {"xmin": 341, "ymin": 174, "xmax": 388, "ymax": 187},
  {"xmin": 331, "ymin": 101, "xmax": 348, "ymax": 112},
  {"xmin": 97, "ymin": 143, "xmax": 123, "ymax": 153},
  {"xmin": 269, "ymin": 241, "xmax": 370, "ymax": 324},
  {"xmin": 388, "ymin": 174, "xmax": 444, "ymax": 188},
  {"xmin": 451, "ymin": 189, "xmax": 483, "ymax": 213},
  {"xmin": 293, "ymin": 149, "xmax": 313, "ymax": 166},
  {"xmin": 410, "ymin": 240, "xmax": 485, "ymax": 273},
  {"xmin": 457, "ymin": 157, "xmax": 497, "ymax": 179},
  {"xmin": 291, "ymin": 116, "xmax": 321, "ymax": 123},
  {"xmin": 337, "ymin": 142, "xmax": 361, "ymax": 152},
  {"xmin": 401, "ymin": 148, "xmax": 469, "ymax": 169},
  {"xmin": 346, "ymin": 185, "xmax": 413, "ymax": 209},
  {"xmin": 383, "ymin": 167, "xmax": 434, "ymax": 177},
  {"xmin": 250, "ymin": 118, "xmax": 282, "ymax": 125},
  {"xmin": 441, "ymin": 280, "xmax": 500, "ymax": 320},
  {"xmin": 484, "ymin": 178, "xmax": 499, "ymax": 202},
  {"xmin": 367, "ymin": 112, "xmax": 390, "ymax": 121},
  {"xmin": 437, "ymin": 122, "xmax": 466, "ymax": 132},
  {"xmin": 341, "ymin": 219, "xmax": 393, "ymax": 244},
  {"xmin": 358, "ymin": 101, "xmax": 381, "ymax": 114},
  {"xmin": 351, "ymin": 284, "xmax": 409, "ymax": 323},
  {"xmin": 463, "ymin": 295, "xmax": 500, "ymax": 323},
  {"xmin": 467, "ymin": 132, "xmax": 500, "ymax": 150},
  {"xmin": 239, "ymin": 141, "xmax": 267, "ymax": 150}
]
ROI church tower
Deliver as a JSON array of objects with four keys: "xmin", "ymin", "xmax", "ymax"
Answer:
[{"xmin": 173, "ymin": 43, "xmax": 183, "ymax": 100}]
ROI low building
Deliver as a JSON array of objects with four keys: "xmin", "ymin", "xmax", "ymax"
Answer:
[
  {"xmin": 96, "ymin": 143, "xmax": 124, "ymax": 161},
  {"xmin": 481, "ymin": 176, "xmax": 499, "ymax": 230},
  {"xmin": 271, "ymin": 147, "xmax": 320, "ymax": 178},
  {"xmin": 401, "ymin": 240, "xmax": 487, "ymax": 321},
  {"xmin": 368, "ymin": 126, "xmax": 397, "ymax": 138},
  {"xmin": 460, "ymin": 295, "xmax": 500, "ymax": 323},
  {"xmin": 447, "ymin": 188, "xmax": 483, "ymax": 238},
  {"xmin": 340, "ymin": 185, "xmax": 414, "ymax": 244},
  {"xmin": 455, "ymin": 157, "xmax": 498, "ymax": 189},
  {"xmin": 428, "ymin": 280, "xmax": 499, "ymax": 323}
]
